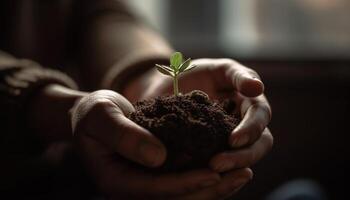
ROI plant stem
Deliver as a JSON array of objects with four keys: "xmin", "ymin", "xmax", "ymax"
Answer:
[{"xmin": 173, "ymin": 74, "xmax": 179, "ymax": 96}]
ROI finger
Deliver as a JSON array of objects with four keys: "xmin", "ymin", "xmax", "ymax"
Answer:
[
  {"xmin": 78, "ymin": 134, "xmax": 219, "ymax": 198},
  {"xmin": 85, "ymin": 101, "xmax": 166, "ymax": 167},
  {"xmin": 143, "ymin": 169, "xmax": 221, "ymax": 197},
  {"xmin": 109, "ymin": 166, "xmax": 221, "ymax": 198},
  {"xmin": 73, "ymin": 91, "xmax": 167, "ymax": 168},
  {"xmin": 230, "ymin": 95, "xmax": 271, "ymax": 148},
  {"xmin": 226, "ymin": 62, "xmax": 265, "ymax": 97},
  {"xmin": 208, "ymin": 59, "xmax": 264, "ymax": 97},
  {"xmin": 105, "ymin": 167, "xmax": 221, "ymax": 199},
  {"xmin": 170, "ymin": 168, "xmax": 253, "ymax": 200},
  {"xmin": 94, "ymin": 90, "xmax": 136, "ymax": 114},
  {"xmin": 210, "ymin": 129, "xmax": 273, "ymax": 172},
  {"xmin": 80, "ymin": 139, "xmax": 220, "ymax": 199}
]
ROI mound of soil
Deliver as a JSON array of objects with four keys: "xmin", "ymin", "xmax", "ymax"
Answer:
[{"xmin": 129, "ymin": 90, "xmax": 239, "ymax": 172}]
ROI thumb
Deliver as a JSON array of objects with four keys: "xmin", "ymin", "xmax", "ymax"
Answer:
[
  {"xmin": 235, "ymin": 73, "xmax": 264, "ymax": 97},
  {"xmin": 111, "ymin": 113, "xmax": 167, "ymax": 168},
  {"xmin": 87, "ymin": 102, "xmax": 166, "ymax": 167},
  {"xmin": 230, "ymin": 71, "xmax": 264, "ymax": 97},
  {"xmin": 73, "ymin": 91, "xmax": 167, "ymax": 168},
  {"xmin": 222, "ymin": 61, "xmax": 264, "ymax": 97}
]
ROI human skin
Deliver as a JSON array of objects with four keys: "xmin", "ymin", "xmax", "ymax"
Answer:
[
  {"xmin": 27, "ymin": 85, "xmax": 252, "ymax": 199},
  {"xmin": 124, "ymin": 58, "xmax": 273, "ymax": 174},
  {"xmin": 26, "ymin": 58, "xmax": 272, "ymax": 199}
]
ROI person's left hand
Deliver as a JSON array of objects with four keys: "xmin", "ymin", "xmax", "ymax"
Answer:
[{"xmin": 135, "ymin": 58, "xmax": 273, "ymax": 173}]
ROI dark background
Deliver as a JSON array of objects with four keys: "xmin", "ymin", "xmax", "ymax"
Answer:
[{"xmin": 233, "ymin": 60, "xmax": 349, "ymax": 200}]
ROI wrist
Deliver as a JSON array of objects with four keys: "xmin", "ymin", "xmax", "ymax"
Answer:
[{"xmin": 26, "ymin": 84, "xmax": 88, "ymax": 144}]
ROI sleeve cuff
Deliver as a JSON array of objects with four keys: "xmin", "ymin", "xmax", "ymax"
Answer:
[{"xmin": 0, "ymin": 59, "xmax": 78, "ymax": 113}]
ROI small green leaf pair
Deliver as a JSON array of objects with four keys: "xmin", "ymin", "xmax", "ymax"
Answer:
[{"xmin": 156, "ymin": 52, "xmax": 197, "ymax": 96}]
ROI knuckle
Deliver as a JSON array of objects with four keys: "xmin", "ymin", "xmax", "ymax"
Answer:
[
  {"xmin": 252, "ymin": 102, "xmax": 272, "ymax": 124},
  {"xmin": 253, "ymin": 122, "xmax": 264, "ymax": 137},
  {"xmin": 247, "ymin": 68, "xmax": 258, "ymax": 75},
  {"xmin": 84, "ymin": 100, "xmax": 114, "ymax": 128},
  {"xmin": 219, "ymin": 58, "xmax": 236, "ymax": 65},
  {"xmin": 245, "ymin": 121, "xmax": 263, "ymax": 144},
  {"xmin": 226, "ymin": 58, "xmax": 239, "ymax": 67},
  {"xmin": 91, "ymin": 99, "xmax": 115, "ymax": 114},
  {"xmin": 246, "ymin": 68, "xmax": 260, "ymax": 79}
]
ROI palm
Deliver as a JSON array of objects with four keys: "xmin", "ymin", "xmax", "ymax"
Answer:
[
  {"xmin": 146, "ymin": 60, "xmax": 233, "ymax": 96},
  {"xmin": 142, "ymin": 59, "xmax": 246, "ymax": 116}
]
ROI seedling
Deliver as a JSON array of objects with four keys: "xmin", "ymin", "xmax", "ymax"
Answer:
[
  {"xmin": 156, "ymin": 52, "xmax": 196, "ymax": 96},
  {"xmin": 132, "ymin": 53, "xmax": 238, "ymax": 172}
]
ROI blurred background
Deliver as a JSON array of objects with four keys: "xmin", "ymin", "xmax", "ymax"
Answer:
[{"xmin": 127, "ymin": 0, "xmax": 349, "ymax": 199}]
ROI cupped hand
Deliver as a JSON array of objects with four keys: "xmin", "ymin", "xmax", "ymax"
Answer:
[
  {"xmin": 141, "ymin": 58, "xmax": 273, "ymax": 173},
  {"xmin": 70, "ymin": 90, "xmax": 252, "ymax": 199}
]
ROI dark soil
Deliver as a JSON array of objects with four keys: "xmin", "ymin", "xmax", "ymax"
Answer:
[{"xmin": 129, "ymin": 90, "xmax": 239, "ymax": 172}]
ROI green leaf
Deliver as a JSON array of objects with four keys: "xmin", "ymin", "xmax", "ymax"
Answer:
[
  {"xmin": 170, "ymin": 52, "xmax": 183, "ymax": 69},
  {"xmin": 158, "ymin": 64, "xmax": 173, "ymax": 72},
  {"xmin": 184, "ymin": 64, "xmax": 197, "ymax": 72},
  {"xmin": 179, "ymin": 58, "xmax": 191, "ymax": 72},
  {"xmin": 156, "ymin": 64, "xmax": 174, "ymax": 77}
]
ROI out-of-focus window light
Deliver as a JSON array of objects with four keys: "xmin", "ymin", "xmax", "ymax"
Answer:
[
  {"xmin": 126, "ymin": 0, "xmax": 350, "ymax": 59},
  {"xmin": 219, "ymin": 0, "xmax": 259, "ymax": 58},
  {"xmin": 126, "ymin": 0, "xmax": 168, "ymax": 35},
  {"xmin": 222, "ymin": 0, "xmax": 350, "ymax": 59}
]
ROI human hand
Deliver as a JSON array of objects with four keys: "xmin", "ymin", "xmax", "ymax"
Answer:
[
  {"xmin": 70, "ymin": 90, "xmax": 252, "ymax": 199},
  {"xmin": 139, "ymin": 58, "xmax": 273, "ymax": 173}
]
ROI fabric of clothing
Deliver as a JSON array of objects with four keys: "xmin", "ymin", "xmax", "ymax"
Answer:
[{"xmin": 0, "ymin": 0, "xmax": 172, "ymax": 196}]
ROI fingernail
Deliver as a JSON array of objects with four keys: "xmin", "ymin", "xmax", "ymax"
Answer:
[
  {"xmin": 231, "ymin": 134, "xmax": 249, "ymax": 148},
  {"xmin": 139, "ymin": 141, "xmax": 164, "ymax": 167},
  {"xmin": 253, "ymin": 77, "xmax": 264, "ymax": 91}
]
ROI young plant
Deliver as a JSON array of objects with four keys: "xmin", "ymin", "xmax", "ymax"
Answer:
[{"xmin": 156, "ymin": 52, "xmax": 196, "ymax": 96}]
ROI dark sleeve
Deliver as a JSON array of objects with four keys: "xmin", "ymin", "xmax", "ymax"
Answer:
[
  {"xmin": 76, "ymin": 0, "xmax": 174, "ymax": 91},
  {"xmin": 0, "ymin": 50, "xmax": 78, "ymax": 123},
  {"xmin": 0, "ymin": 50, "xmax": 79, "ymax": 194}
]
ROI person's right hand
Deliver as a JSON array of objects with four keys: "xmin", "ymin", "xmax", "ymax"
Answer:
[{"xmin": 70, "ymin": 90, "xmax": 253, "ymax": 199}]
